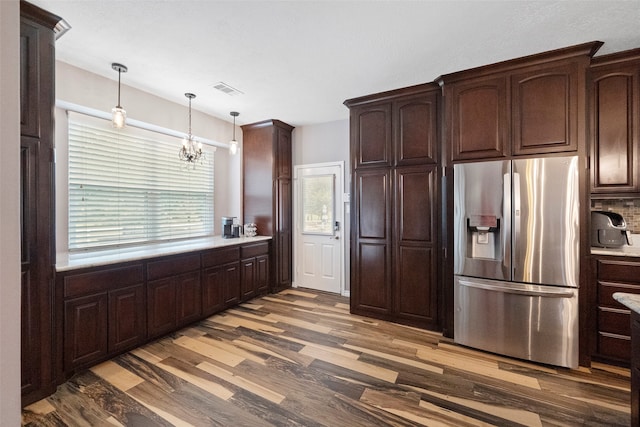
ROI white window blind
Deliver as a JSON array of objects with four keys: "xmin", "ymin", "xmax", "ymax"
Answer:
[{"xmin": 68, "ymin": 113, "xmax": 214, "ymax": 251}]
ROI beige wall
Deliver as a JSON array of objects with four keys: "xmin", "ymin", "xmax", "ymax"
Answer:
[
  {"xmin": 54, "ymin": 61, "xmax": 242, "ymax": 256},
  {"xmin": 292, "ymin": 120, "xmax": 351, "ymax": 293},
  {"xmin": 0, "ymin": 0, "xmax": 23, "ymax": 423}
]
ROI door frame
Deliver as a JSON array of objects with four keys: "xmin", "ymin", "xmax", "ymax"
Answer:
[{"xmin": 293, "ymin": 161, "xmax": 348, "ymax": 296}]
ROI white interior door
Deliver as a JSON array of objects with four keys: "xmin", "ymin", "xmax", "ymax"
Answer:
[{"xmin": 294, "ymin": 163, "xmax": 343, "ymax": 294}]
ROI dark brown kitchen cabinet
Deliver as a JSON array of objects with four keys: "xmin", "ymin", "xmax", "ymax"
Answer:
[
  {"xmin": 445, "ymin": 75, "xmax": 509, "ymax": 160},
  {"xmin": 592, "ymin": 256, "xmax": 640, "ymax": 366},
  {"xmin": 20, "ymin": 1, "xmax": 66, "ymax": 406},
  {"xmin": 589, "ymin": 48, "xmax": 640, "ymax": 195},
  {"xmin": 64, "ymin": 293, "xmax": 108, "ymax": 371},
  {"xmin": 440, "ymin": 41, "xmax": 601, "ymax": 161},
  {"xmin": 57, "ymin": 264, "xmax": 145, "ymax": 373},
  {"xmin": 201, "ymin": 246, "xmax": 241, "ymax": 315},
  {"xmin": 147, "ymin": 254, "xmax": 201, "ymax": 339},
  {"xmin": 349, "ymin": 86, "xmax": 439, "ymax": 168},
  {"xmin": 351, "ymin": 168, "xmax": 393, "ymax": 316},
  {"xmin": 345, "ymin": 83, "xmax": 440, "ymax": 329},
  {"xmin": 242, "ymin": 120, "xmax": 294, "ymax": 293},
  {"xmin": 108, "ymin": 285, "xmax": 145, "ymax": 353},
  {"xmin": 240, "ymin": 242, "xmax": 271, "ymax": 302},
  {"xmin": 64, "ymin": 284, "xmax": 145, "ymax": 370},
  {"xmin": 394, "ymin": 165, "xmax": 438, "ymax": 327}
]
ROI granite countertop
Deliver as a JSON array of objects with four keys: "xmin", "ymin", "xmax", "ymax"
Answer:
[
  {"xmin": 56, "ymin": 235, "xmax": 272, "ymax": 272},
  {"xmin": 613, "ymin": 292, "xmax": 640, "ymax": 315},
  {"xmin": 591, "ymin": 233, "xmax": 640, "ymax": 257}
]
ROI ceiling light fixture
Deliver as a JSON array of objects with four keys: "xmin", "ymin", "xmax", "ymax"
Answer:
[
  {"xmin": 179, "ymin": 93, "xmax": 203, "ymax": 165},
  {"xmin": 111, "ymin": 63, "xmax": 128, "ymax": 128},
  {"xmin": 229, "ymin": 111, "xmax": 239, "ymax": 155}
]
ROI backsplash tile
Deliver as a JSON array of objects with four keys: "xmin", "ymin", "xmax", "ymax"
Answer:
[{"xmin": 591, "ymin": 199, "xmax": 640, "ymax": 233}]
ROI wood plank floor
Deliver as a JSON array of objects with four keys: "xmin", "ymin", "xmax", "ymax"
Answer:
[{"xmin": 23, "ymin": 289, "xmax": 631, "ymax": 426}]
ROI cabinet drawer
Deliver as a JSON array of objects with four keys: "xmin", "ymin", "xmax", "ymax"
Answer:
[
  {"xmin": 201, "ymin": 247, "xmax": 239, "ymax": 268},
  {"xmin": 598, "ymin": 332, "xmax": 630, "ymax": 361},
  {"xmin": 599, "ymin": 281, "xmax": 640, "ymax": 308},
  {"xmin": 599, "ymin": 306, "xmax": 631, "ymax": 336},
  {"xmin": 147, "ymin": 253, "xmax": 200, "ymax": 280},
  {"xmin": 63, "ymin": 264, "xmax": 144, "ymax": 298},
  {"xmin": 241, "ymin": 242, "xmax": 269, "ymax": 258},
  {"xmin": 598, "ymin": 259, "xmax": 640, "ymax": 283}
]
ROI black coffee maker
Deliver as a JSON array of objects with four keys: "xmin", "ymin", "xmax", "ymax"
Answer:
[{"xmin": 222, "ymin": 216, "xmax": 236, "ymax": 238}]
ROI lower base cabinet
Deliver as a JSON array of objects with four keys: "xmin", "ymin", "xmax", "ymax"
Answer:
[
  {"xmin": 593, "ymin": 256, "xmax": 640, "ymax": 365},
  {"xmin": 240, "ymin": 242, "xmax": 271, "ymax": 302},
  {"xmin": 57, "ymin": 240, "xmax": 271, "ymax": 378}
]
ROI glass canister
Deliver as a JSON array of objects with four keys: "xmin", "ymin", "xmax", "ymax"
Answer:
[{"xmin": 244, "ymin": 223, "xmax": 257, "ymax": 237}]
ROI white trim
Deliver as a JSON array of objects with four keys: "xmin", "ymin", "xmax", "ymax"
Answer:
[{"xmin": 56, "ymin": 99, "xmax": 226, "ymax": 149}]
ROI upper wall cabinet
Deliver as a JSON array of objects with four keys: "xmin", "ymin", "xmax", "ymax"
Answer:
[
  {"xmin": 440, "ymin": 41, "xmax": 602, "ymax": 162},
  {"xmin": 348, "ymin": 84, "xmax": 439, "ymax": 169},
  {"xmin": 589, "ymin": 48, "xmax": 640, "ymax": 195}
]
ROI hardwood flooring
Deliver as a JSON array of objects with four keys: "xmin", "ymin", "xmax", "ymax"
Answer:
[{"xmin": 23, "ymin": 289, "xmax": 630, "ymax": 426}]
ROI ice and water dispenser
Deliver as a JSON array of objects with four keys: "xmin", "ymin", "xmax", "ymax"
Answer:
[{"xmin": 466, "ymin": 214, "xmax": 500, "ymax": 260}]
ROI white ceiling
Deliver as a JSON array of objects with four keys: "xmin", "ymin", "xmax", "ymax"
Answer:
[{"xmin": 31, "ymin": 0, "xmax": 640, "ymax": 127}]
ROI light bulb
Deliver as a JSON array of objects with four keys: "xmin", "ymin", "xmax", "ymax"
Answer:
[
  {"xmin": 229, "ymin": 140, "xmax": 238, "ymax": 155},
  {"xmin": 112, "ymin": 106, "xmax": 126, "ymax": 128}
]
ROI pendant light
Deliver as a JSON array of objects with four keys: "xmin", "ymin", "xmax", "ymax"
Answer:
[
  {"xmin": 179, "ymin": 93, "xmax": 203, "ymax": 164},
  {"xmin": 229, "ymin": 111, "xmax": 239, "ymax": 155},
  {"xmin": 111, "ymin": 63, "xmax": 128, "ymax": 128}
]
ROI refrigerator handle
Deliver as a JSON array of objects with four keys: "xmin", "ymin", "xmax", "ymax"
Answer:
[
  {"xmin": 503, "ymin": 172, "xmax": 511, "ymax": 270},
  {"xmin": 513, "ymin": 171, "xmax": 521, "ymax": 277}
]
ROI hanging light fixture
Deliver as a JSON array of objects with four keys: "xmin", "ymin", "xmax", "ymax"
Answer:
[
  {"xmin": 179, "ymin": 93, "xmax": 203, "ymax": 164},
  {"xmin": 229, "ymin": 111, "xmax": 239, "ymax": 155},
  {"xmin": 111, "ymin": 63, "xmax": 128, "ymax": 128}
]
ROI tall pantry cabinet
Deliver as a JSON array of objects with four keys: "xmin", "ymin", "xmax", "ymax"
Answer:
[
  {"xmin": 20, "ymin": 1, "xmax": 65, "ymax": 406},
  {"xmin": 242, "ymin": 120, "xmax": 294, "ymax": 293},
  {"xmin": 344, "ymin": 84, "xmax": 441, "ymax": 331}
]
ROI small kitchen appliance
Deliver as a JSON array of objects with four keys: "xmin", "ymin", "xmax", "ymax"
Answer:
[
  {"xmin": 222, "ymin": 216, "xmax": 236, "ymax": 238},
  {"xmin": 591, "ymin": 210, "xmax": 632, "ymax": 248}
]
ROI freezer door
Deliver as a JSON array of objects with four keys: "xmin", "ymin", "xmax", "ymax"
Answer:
[
  {"xmin": 454, "ymin": 276, "xmax": 578, "ymax": 368},
  {"xmin": 512, "ymin": 156, "xmax": 579, "ymax": 287},
  {"xmin": 454, "ymin": 160, "xmax": 511, "ymax": 281}
]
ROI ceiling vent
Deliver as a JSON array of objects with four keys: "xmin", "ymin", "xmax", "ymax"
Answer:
[{"xmin": 212, "ymin": 82, "xmax": 244, "ymax": 96}]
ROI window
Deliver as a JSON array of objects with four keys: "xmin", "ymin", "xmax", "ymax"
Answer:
[{"xmin": 68, "ymin": 113, "xmax": 214, "ymax": 251}]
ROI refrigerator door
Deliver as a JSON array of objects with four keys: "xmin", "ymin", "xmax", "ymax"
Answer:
[
  {"xmin": 454, "ymin": 276, "xmax": 578, "ymax": 368},
  {"xmin": 454, "ymin": 160, "xmax": 510, "ymax": 281},
  {"xmin": 512, "ymin": 156, "xmax": 579, "ymax": 287}
]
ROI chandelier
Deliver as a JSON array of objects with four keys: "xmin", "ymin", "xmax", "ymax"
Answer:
[{"xmin": 178, "ymin": 92, "xmax": 204, "ymax": 164}]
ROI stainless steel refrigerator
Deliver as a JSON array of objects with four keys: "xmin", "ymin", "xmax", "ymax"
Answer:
[{"xmin": 453, "ymin": 156, "xmax": 579, "ymax": 368}]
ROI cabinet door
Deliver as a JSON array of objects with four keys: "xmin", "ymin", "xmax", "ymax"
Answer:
[
  {"xmin": 449, "ymin": 76, "xmax": 508, "ymax": 160},
  {"xmin": 223, "ymin": 262, "xmax": 241, "ymax": 307},
  {"xmin": 394, "ymin": 166, "xmax": 438, "ymax": 326},
  {"xmin": 256, "ymin": 254, "xmax": 270, "ymax": 294},
  {"xmin": 64, "ymin": 293, "xmax": 108, "ymax": 370},
  {"xmin": 241, "ymin": 258, "xmax": 256, "ymax": 301},
  {"xmin": 176, "ymin": 271, "xmax": 201, "ymax": 326},
  {"xmin": 352, "ymin": 102, "xmax": 392, "ymax": 168},
  {"xmin": 147, "ymin": 278, "xmax": 176, "ymax": 338},
  {"xmin": 202, "ymin": 267, "xmax": 225, "ymax": 316},
  {"xmin": 352, "ymin": 169, "xmax": 392, "ymax": 315},
  {"xmin": 274, "ymin": 178, "xmax": 292, "ymax": 291},
  {"xmin": 108, "ymin": 284, "xmax": 145, "ymax": 353},
  {"xmin": 394, "ymin": 92, "xmax": 439, "ymax": 166},
  {"xmin": 512, "ymin": 64, "xmax": 579, "ymax": 155},
  {"xmin": 275, "ymin": 125, "xmax": 292, "ymax": 179},
  {"xmin": 591, "ymin": 65, "xmax": 639, "ymax": 193}
]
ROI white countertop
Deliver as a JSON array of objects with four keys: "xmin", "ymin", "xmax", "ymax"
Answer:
[
  {"xmin": 56, "ymin": 235, "xmax": 272, "ymax": 272},
  {"xmin": 613, "ymin": 292, "xmax": 640, "ymax": 314},
  {"xmin": 591, "ymin": 233, "xmax": 640, "ymax": 258}
]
